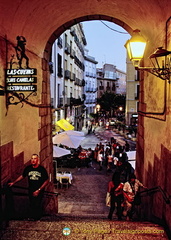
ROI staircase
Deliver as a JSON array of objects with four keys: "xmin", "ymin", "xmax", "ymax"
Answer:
[
  {"xmin": 1, "ymin": 215, "xmax": 168, "ymax": 240},
  {"xmin": 1, "ymin": 163, "xmax": 170, "ymax": 239}
]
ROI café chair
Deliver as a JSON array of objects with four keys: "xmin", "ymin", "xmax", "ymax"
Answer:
[
  {"xmin": 54, "ymin": 179, "xmax": 60, "ymax": 189},
  {"xmin": 61, "ymin": 178, "xmax": 69, "ymax": 189}
]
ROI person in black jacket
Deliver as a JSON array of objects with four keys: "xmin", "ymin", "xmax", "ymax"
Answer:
[{"xmin": 107, "ymin": 171, "xmax": 124, "ymax": 220}]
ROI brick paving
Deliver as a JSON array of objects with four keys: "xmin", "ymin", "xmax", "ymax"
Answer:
[{"xmin": 0, "ymin": 129, "xmax": 169, "ymax": 239}]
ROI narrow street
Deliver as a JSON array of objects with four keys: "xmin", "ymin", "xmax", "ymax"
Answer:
[
  {"xmin": 57, "ymin": 126, "xmax": 136, "ymax": 218},
  {"xmin": 81, "ymin": 126, "xmax": 136, "ymax": 151}
]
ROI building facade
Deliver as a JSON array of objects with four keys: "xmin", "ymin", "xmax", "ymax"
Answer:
[
  {"xmin": 97, "ymin": 64, "xmax": 117, "ymax": 98},
  {"xmin": 115, "ymin": 68, "xmax": 126, "ymax": 95},
  {"xmin": 96, "ymin": 63, "xmax": 126, "ymax": 119},
  {"xmin": 50, "ymin": 35, "xmax": 64, "ymax": 133},
  {"xmin": 84, "ymin": 49, "xmax": 98, "ymax": 119},
  {"xmin": 50, "ymin": 23, "xmax": 86, "ymax": 132},
  {"xmin": 97, "ymin": 63, "xmax": 126, "ymax": 98},
  {"xmin": 125, "ymin": 55, "xmax": 139, "ymax": 126}
]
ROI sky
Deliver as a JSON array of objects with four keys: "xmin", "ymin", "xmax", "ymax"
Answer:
[{"xmin": 82, "ymin": 21, "xmax": 131, "ymax": 72}]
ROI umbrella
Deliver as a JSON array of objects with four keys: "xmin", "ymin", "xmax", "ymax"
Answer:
[
  {"xmin": 126, "ymin": 151, "xmax": 136, "ymax": 160},
  {"xmin": 53, "ymin": 146, "xmax": 71, "ymax": 158},
  {"xmin": 65, "ymin": 130, "xmax": 85, "ymax": 136},
  {"xmin": 53, "ymin": 132, "xmax": 85, "ymax": 148},
  {"xmin": 126, "ymin": 151, "xmax": 136, "ymax": 169},
  {"xmin": 56, "ymin": 119, "xmax": 74, "ymax": 131}
]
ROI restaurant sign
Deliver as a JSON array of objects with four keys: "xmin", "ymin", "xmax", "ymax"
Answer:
[
  {"xmin": 6, "ymin": 68, "xmax": 37, "ymax": 92},
  {"xmin": 3, "ymin": 36, "xmax": 40, "ymax": 107},
  {"xmin": 6, "ymin": 85, "xmax": 37, "ymax": 91}
]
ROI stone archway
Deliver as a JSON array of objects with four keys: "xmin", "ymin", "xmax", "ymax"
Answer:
[
  {"xmin": 45, "ymin": 15, "xmax": 133, "ymax": 54},
  {"xmin": 1, "ymin": 0, "xmax": 171, "ymax": 234}
]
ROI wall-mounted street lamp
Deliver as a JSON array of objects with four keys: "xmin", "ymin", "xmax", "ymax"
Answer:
[
  {"xmin": 125, "ymin": 29, "xmax": 171, "ymax": 82},
  {"xmin": 96, "ymin": 104, "xmax": 101, "ymax": 112},
  {"xmin": 119, "ymin": 106, "xmax": 123, "ymax": 111}
]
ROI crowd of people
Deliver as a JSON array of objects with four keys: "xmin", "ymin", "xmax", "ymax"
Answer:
[
  {"xmin": 75, "ymin": 134, "xmax": 145, "ymax": 221},
  {"xmin": 94, "ymin": 137, "xmax": 131, "ymax": 174},
  {"xmin": 58, "ymin": 131, "xmax": 145, "ymax": 221},
  {"xmin": 100, "ymin": 137, "xmax": 147, "ymax": 221}
]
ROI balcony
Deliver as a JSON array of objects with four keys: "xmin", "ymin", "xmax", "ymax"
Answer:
[
  {"xmin": 74, "ymin": 78, "xmax": 84, "ymax": 86},
  {"xmin": 99, "ymin": 86, "xmax": 104, "ymax": 90},
  {"xmin": 70, "ymin": 72, "xmax": 76, "ymax": 81},
  {"xmin": 65, "ymin": 43, "xmax": 70, "ymax": 54},
  {"xmin": 74, "ymin": 56, "xmax": 84, "ymax": 70},
  {"xmin": 70, "ymin": 49, "xmax": 75, "ymax": 58},
  {"xmin": 67, "ymin": 98, "xmax": 71, "ymax": 105},
  {"xmin": 64, "ymin": 70, "xmax": 71, "ymax": 79},
  {"xmin": 70, "ymin": 97, "xmax": 83, "ymax": 106}
]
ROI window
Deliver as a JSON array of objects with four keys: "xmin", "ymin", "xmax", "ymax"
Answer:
[{"xmin": 57, "ymin": 54, "xmax": 62, "ymax": 77}]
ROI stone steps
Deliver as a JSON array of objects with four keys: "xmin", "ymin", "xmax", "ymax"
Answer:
[{"xmin": 1, "ymin": 216, "xmax": 168, "ymax": 240}]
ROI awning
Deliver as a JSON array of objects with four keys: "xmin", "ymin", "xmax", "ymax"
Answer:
[
  {"xmin": 53, "ymin": 145, "xmax": 71, "ymax": 158},
  {"xmin": 56, "ymin": 119, "xmax": 74, "ymax": 131}
]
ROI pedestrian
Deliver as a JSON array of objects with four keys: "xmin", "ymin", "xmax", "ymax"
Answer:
[
  {"xmin": 107, "ymin": 150, "xmax": 113, "ymax": 171},
  {"xmin": 107, "ymin": 171, "xmax": 124, "ymax": 220},
  {"xmin": 97, "ymin": 148, "xmax": 103, "ymax": 170},
  {"xmin": 104, "ymin": 146, "xmax": 110, "ymax": 167},
  {"xmin": 116, "ymin": 152, "xmax": 133, "ymax": 183},
  {"xmin": 124, "ymin": 141, "xmax": 130, "ymax": 152},
  {"xmin": 8, "ymin": 154, "xmax": 49, "ymax": 220},
  {"xmin": 94, "ymin": 144, "xmax": 99, "ymax": 161},
  {"xmin": 122, "ymin": 173, "xmax": 147, "ymax": 221}
]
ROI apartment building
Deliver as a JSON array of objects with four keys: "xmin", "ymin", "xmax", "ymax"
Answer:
[
  {"xmin": 115, "ymin": 68, "xmax": 126, "ymax": 95},
  {"xmin": 96, "ymin": 63, "xmax": 126, "ymax": 98},
  {"xmin": 50, "ymin": 23, "xmax": 86, "ymax": 132},
  {"xmin": 50, "ymin": 35, "xmax": 64, "ymax": 133},
  {"xmin": 84, "ymin": 49, "xmax": 98, "ymax": 118}
]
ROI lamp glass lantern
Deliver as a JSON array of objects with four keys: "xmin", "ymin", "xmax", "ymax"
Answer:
[
  {"xmin": 125, "ymin": 29, "xmax": 171, "ymax": 81},
  {"xmin": 125, "ymin": 29, "xmax": 147, "ymax": 67},
  {"xmin": 96, "ymin": 104, "xmax": 101, "ymax": 112}
]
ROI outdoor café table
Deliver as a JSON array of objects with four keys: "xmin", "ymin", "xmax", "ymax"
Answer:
[{"xmin": 56, "ymin": 172, "xmax": 73, "ymax": 184}]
